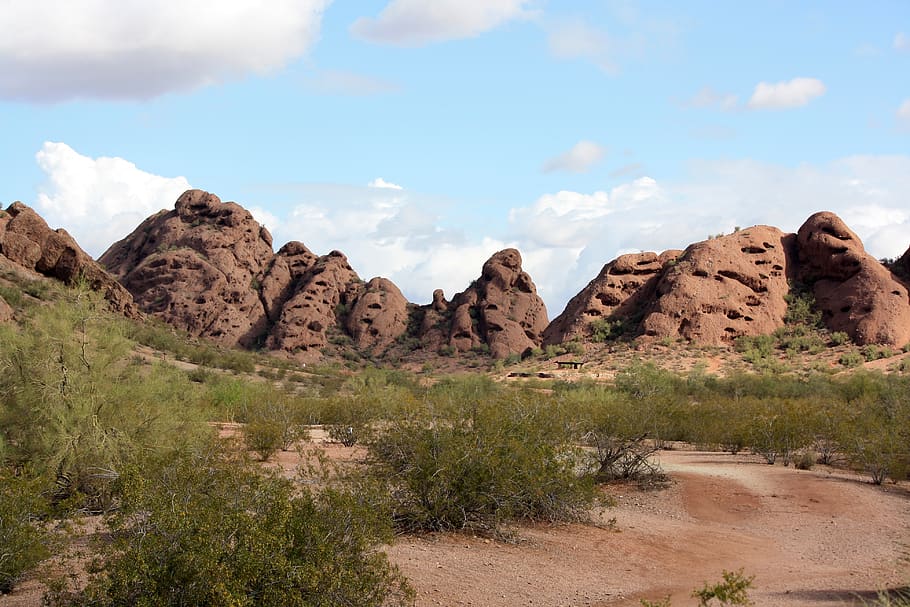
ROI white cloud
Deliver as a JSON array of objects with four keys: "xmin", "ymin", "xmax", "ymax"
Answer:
[
  {"xmin": 368, "ymin": 177, "xmax": 404, "ymax": 190},
  {"xmin": 350, "ymin": 0, "xmax": 534, "ymax": 47},
  {"xmin": 541, "ymin": 141, "xmax": 606, "ymax": 173},
  {"xmin": 301, "ymin": 69, "xmax": 400, "ymax": 96},
  {"xmin": 250, "ymin": 207, "xmax": 280, "ymax": 233},
  {"xmin": 546, "ymin": 20, "xmax": 615, "ymax": 73},
  {"xmin": 747, "ymin": 77, "xmax": 826, "ymax": 109},
  {"xmin": 0, "ymin": 0, "xmax": 330, "ymax": 102},
  {"xmin": 264, "ymin": 184, "xmax": 507, "ymax": 304},
  {"xmin": 895, "ymin": 32, "xmax": 909, "ymax": 51},
  {"xmin": 682, "ymin": 86, "xmax": 739, "ymax": 111},
  {"xmin": 34, "ymin": 142, "xmax": 191, "ymax": 257}
]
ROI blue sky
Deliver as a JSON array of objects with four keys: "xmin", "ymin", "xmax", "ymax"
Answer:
[{"xmin": 1, "ymin": 1, "xmax": 908, "ymax": 315}]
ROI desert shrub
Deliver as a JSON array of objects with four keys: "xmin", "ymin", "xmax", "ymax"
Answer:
[
  {"xmin": 640, "ymin": 569, "xmax": 754, "ymax": 607},
  {"xmin": 574, "ymin": 388, "xmax": 666, "ymax": 483},
  {"xmin": 774, "ymin": 325, "xmax": 826, "ymax": 354},
  {"xmin": 829, "ymin": 331, "xmax": 851, "ymax": 346},
  {"xmin": 243, "ymin": 418, "xmax": 285, "ymax": 461},
  {"xmin": 0, "ymin": 474, "xmax": 50, "ymax": 594},
  {"xmin": 590, "ymin": 318, "xmax": 630, "ymax": 342},
  {"xmin": 0, "ymin": 292, "xmax": 210, "ymax": 511},
  {"xmin": 839, "ymin": 351, "xmax": 864, "ymax": 368},
  {"xmin": 784, "ymin": 289, "xmax": 822, "ymax": 328},
  {"xmin": 794, "ymin": 450, "xmax": 815, "ymax": 470},
  {"xmin": 366, "ymin": 393, "xmax": 595, "ymax": 534},
  {"xmin": 613, "ymin": 363, "xmax": 686, "ymax": 447},
  {"xmin": 48, "ymin": 448, "xmax": 411, "ymax": 607},
  {"xmin": 692, "ymin": 569, "xmax": 754, "ymax": 606},
  {"xmin": 744, "ymin": 397, "xmax": 813, "ymax": 466}
]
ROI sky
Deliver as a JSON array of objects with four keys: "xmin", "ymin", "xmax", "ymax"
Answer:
[{"xmin": 1, "ymin": 1, "xmax": 909, "ymax": 316}]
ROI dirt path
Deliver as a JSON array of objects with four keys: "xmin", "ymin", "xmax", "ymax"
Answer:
[{"xmin": 387, "ymin": 450, "xmax": 910, "ymax": 606}]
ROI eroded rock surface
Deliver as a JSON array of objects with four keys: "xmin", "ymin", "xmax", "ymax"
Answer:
[
  {"xmin": 543, "ymin": 250, "xmax": 681, "ymax": 344},
  {"xmin": 420, "ymin": 249, "xmax": 549, "ymax": 358},
  {"xmin": 345, "ymin": 277, "xmax": 409, "ymax": 353},
  {"xmin": 797, "ymin": 212, "xmax": 910, "ymax": 346},
  {"xmin": 101, "ymin": 190, "xmax": 274, "ymax": 347},
  {"xmin": 0, "ymin": 202, "xmax": 137, "ymax": 316},
  {"xmin": 641, "ymin": 227, "xmax": 795, "ymax": 344}
]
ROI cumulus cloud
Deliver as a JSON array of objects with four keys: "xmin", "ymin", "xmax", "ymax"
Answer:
[
  {"xmin": 508, "ymin": 156, "xmax": 910, "ymax": 314},
  {"xmin": 682, "ymin": 86, "xmax": 739, "ymax": 111},
  {"xmin": 263, "ymin": 184, "xmax": 509, "ymax": 304},
  {"xmin": 34, "ymin": 142, "xmax": 191, "ymax": 257},
  {"xmin": 541, "ymin": 141, "xmax": 606, "ymax": 173},
  {"xmin": 546, "ymin": 20, "xmax": 615, "ymax": 73},
  {"xmin": 895, "ymin": 32, "xmax": 909, "ymax": 51},
  {"xmin": 368, "ymin": 177, "xmax": 404, "ymax": 190},
  {"xmin": 0, "ymin": 0, "xmax": 330, "ymax": 102},
  {"xmin": 747, "ymin": 77, "xmax": 826, "ymax": 109},
  {"xmin": 350, "ymin": 0, "xmax": 534, "ymax": 47},
  {"xmin": 301, "ymin": 69, "xmax": 400, "ymax": 96}
]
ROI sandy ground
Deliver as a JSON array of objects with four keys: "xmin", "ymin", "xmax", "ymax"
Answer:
[
  {"xmin": 386, "ymin": 450, "xmax": 910, "ymax": 607},
  {"xmin": 4, "ymin": 445, "xmax": 908, "ymax": 607}
]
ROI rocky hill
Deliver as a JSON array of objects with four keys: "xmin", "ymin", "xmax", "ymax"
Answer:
[
  {"xmin": 0, "ymin": 201, "xmax": 137, "ymax": 317},
  {"xmin": 100, "ymin": 190, "xmax": 548, "ymax": 359},
  {"xmin": 547, "ymin": 214, "xmax": 910, "ymax": 347},
  {"xmin": 5, "ymin": 188, "xmax": 905, "ymax": 360}
]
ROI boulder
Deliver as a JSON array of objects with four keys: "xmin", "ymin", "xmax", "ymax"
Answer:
[
  {"xmin": 641, "ymin": 227, "xmax": 795, "ymax": 344},
  {"xmin": 266, "ymin": 251, "xmax": 362, "ymax": 354},
  {"xmin": 422, "ymin": 248, "xmax": 549, "ymax": 358}
]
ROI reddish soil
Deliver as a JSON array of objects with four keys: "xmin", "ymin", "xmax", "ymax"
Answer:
[{"xmin": 387, "ymin": 450, "xmax": 910, "ymax": 607}]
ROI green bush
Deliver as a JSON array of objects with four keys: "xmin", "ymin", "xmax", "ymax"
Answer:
[
  {"xmin": 0, "ymin": 474, "xmax": 50, "ymax": 594},
  {"xmin": 48, "ymin": 448, "xmax": 411, "ymax": 607},
  {"xmin": 839, "ymin": 351, "xmax": 864, "ymax": 368},
  {"xmin": 366, "ymin": 393, "xmax": 595, "ymax": 534},
  {"xmin": 829, "ymin": 331, "xmax": 851, "ymax": 346},
  {"xmin": 0, "ymin": 292, "xmax": 210, "ymax": 511}
]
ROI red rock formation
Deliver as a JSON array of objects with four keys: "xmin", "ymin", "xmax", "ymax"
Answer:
[
  {"xmin": 101, "ymin": 190, "xmax": 274, "ymax": 346},
  {"xmin": 265, "ymin": 251, "xmax": 363, "ymax": 355},
  {"xmin": 641, "ymin": 227, "xmax": 795, "ymax": 344},
  {"xmin": 543, "ymin": 250, "xmax": 681, "ymax": 345},
  {"xmin": 421, "ymin": 249, "xmax": 549, "ymax": 358},
  {"xmin": 345, "ymin": 277, "xmax": 409, "ymax": 353},
  {"xmin": 797, "ymin": 212, "xmax": 910, "ymax": 346},
  {"xmin": 0, "ymin": 202, "xmax": 137, "ymax": 316}
]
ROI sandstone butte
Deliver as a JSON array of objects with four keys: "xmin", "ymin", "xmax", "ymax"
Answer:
[{"xmin": 1, "ymin": 190, "xmax": 908, "ymax": 358}]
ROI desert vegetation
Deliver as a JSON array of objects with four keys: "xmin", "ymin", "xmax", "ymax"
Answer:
[{"xmin": 1, "ymin": 283, "xmax": 908, "ymax": 604}]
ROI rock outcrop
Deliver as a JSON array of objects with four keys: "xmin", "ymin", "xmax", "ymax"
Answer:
[
  {"xmin": 641, "ymin": 227, "xmax": 795, "ymax": 344},
  {"xmin": 345, "ymin": 277, "xmax": 410, "ymax": 353},
  {"xmin": 420, "ymin": 249, "xmax": 548, "ymax": 358},
  {"xmin": 543, "ymin": 250, "xmax": 681, "ymax": 344},
  {"xmin": 100, "ymin": 190, "xmax": 274, "ymax": 347},
  {"xmin": 796, "ymin": 212, "xmax": 910, "ymax": 346},
  {"xmin": 547, "ymin": 214, "xmax": 910, "ymax": 348},
  {"xmin": 101, "ymin": 189, "xmax": 413, "ymax": 358},
  {"xmin": 0, "ymin": 202, "xmax": 137, "ymax": 316}
]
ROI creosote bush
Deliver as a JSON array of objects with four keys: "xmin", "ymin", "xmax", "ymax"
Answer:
[{"xmin": 366, "ymin": 386, "xmax": 595, "ymax": 534}]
